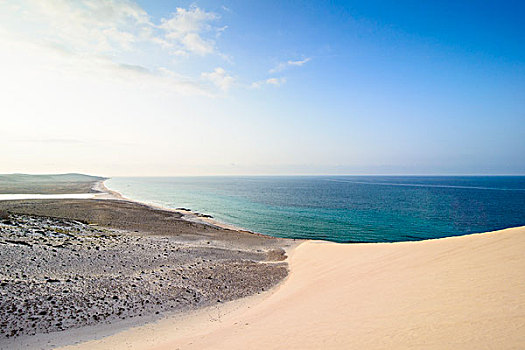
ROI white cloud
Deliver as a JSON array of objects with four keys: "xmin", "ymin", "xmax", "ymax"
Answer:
[
  {"xmin": 179, "ymin": 32, "xmax": 214, "ymax": 56},
  {"xmin": 159, "ymin": 6, "xmax": 219, "ymax": 56},
  {"xmin": 251, "ymin": 77, "xmax": 286, "ymax": 89},
  {"xmin": 288, "ymin": 58, "xmax": 311, "ymax": 66},
  {"xmin": 0, "ymin": 1, "xmax": 224, "ymax": 58},
  {"xmin": 0, "ymin": 26, "xmax": 213, "ymax": 99},
  {"xmin": 8, "ymin": 0, "xmax": 151, "ymax": 54},
  {"xmin": 202, "ymin": 67, "xmax": 235, "ymax": 91},
  {"xmin": 269, "ymin": 57, "xmax": 311, "ymax": 73},
  {"xmin": 0, "ymin": 1, "xmax": 230, "ymax": 96},
  {"xmin": 266, "ymin": 77, "xmax": 286, "ymax": 86}
]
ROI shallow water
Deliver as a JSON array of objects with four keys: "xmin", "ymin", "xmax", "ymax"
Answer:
[{"xmin": 106, "ymin": 176, "xmax": 525, "ymax": 243}]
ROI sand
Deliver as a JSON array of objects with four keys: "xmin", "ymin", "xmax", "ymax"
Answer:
[{"xmin": 62, "ymin": 225, "xmax": 525, "ymax": 350}]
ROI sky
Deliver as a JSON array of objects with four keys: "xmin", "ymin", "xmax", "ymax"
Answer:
[{"xmin": 0, "ymin": 0, "xmax": 524, "ymax": 176}]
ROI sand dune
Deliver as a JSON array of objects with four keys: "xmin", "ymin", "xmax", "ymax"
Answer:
[{"xmin": 63, "ymin": 226, "xmax": 525, "ymax": 350}]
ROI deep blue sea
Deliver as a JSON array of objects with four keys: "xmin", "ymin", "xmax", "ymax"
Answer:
[{"xmin": 105, "ymin": 176, "xmax": 525, "ymax": 243}]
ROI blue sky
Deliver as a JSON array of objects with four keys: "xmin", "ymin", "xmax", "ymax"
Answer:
[{"xmin": 0, "ymin": 1, "xmax": 523, "ymax": 175}]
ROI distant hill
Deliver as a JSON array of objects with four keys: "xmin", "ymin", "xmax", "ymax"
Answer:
[
  {"xmin": 0, "ymin": 173, "xmax": 107, "ymax": 194},
  {"xmin": 0, "ymin": 173, "xmax": 106, "ymax": 183}
]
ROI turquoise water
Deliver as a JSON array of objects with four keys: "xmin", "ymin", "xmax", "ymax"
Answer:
[{"xmin": 105, "ymin": 176, "xmax": 525, "ymax": 243}]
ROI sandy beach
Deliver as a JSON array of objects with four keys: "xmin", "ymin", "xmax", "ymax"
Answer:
[{"xmin": 62, "ymin": 225, "xmax": 525, "ymax": 350}]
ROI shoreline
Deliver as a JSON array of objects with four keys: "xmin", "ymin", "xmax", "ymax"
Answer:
[
  {"xmin": 61, "ymin": 224, "xmax": 525, "ymax": 350},
  {"xmin": 97, "ymin": 179, "xmax": 525, "ymax": 245},
  {"xmin": 0, "ymin": 179, "xmax": 294, "ymax": 349},
  {"xmin": 96, "ymin": 179, "xmax": 269, "ymax": 238}
]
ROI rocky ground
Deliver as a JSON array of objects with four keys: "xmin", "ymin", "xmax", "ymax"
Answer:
[
  {"xmin": 0, "ymin": 211, "xmax": 289, "ymax": 347},
  {"xmin": 0, "ymin": 199, "xmax": 289, "ymax": 249}
]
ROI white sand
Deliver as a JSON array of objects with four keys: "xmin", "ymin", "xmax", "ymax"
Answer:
[{"xmin": 62, "ymin": 226, "xmax": 525, "ymax": 350}]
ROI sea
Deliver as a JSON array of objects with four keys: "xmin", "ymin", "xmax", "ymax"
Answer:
[{"xmin": 105, "ymin": 176, "xmax": 525, "ymax": 243}]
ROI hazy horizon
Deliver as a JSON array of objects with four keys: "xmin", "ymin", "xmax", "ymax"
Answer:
[
  {"xmin": 1, "ymin": 1, "xmax": 524, "ymax": 176},
  {"xmin": 4, "ymin": 172, "xmax": 525, "ymax": 178}
]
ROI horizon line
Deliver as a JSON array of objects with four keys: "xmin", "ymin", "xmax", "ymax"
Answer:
[{"xmin": 3, "ymin": 172, "xmax": 525, "ymax": 178}]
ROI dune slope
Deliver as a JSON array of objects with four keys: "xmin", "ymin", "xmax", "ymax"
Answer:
[{"xmin": 64, "ymin": 226, "xmax": 525, "ymax": 350}]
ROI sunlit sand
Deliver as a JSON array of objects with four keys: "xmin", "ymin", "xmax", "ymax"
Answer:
[{"xmin": 63, "ymin": 226, "xmax": 525, "ymax": 350}]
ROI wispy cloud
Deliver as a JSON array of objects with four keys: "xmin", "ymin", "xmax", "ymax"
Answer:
[
  {"xmin": 0, "ymin": 31, "xmax": 213, "ymax": 97},
  {"xmin": 7, "ymin": 0, "xmax": 152, "ymax": 55},
  {"xmin": 14, "ymin": 138, "xmax": 86, "ymax": 145},
  {"xmin": 0, "ymin": 1, "xmax": 229, "ymax": 96},
  {"xmin": 251, "ymin": 77, "xmax": 287, "ymax": 89},
  {"xmin": 269, "ymin": 57, "xmax": 311, "ymax": 73},
  {"xmin": 12, "ymin": 138, "xmax": 139, "ymax": 147},
  {"xmin": 252, "ymin": 57, "xmax": 309, "ymax": 89},
  {"xmin": 201, "ymin": 67, "xmax": 235, "ymax": 91},
  {"xmin": 159, "ymin": 6, "xmax": 220, "ymax": 56},
  {"xmin": 3, "ymin": 1, "xmax": 224, "ymax": 57}
]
